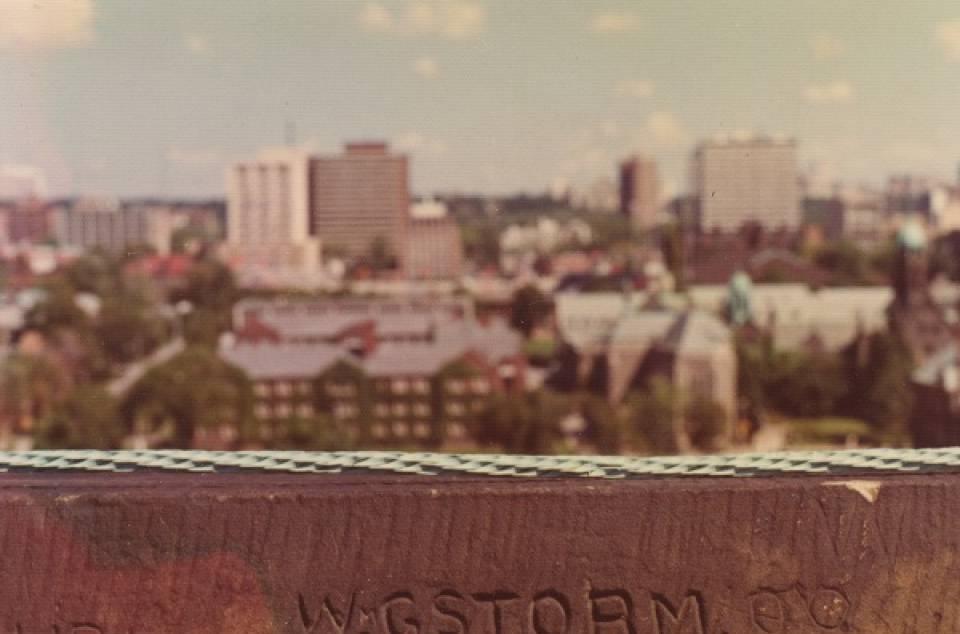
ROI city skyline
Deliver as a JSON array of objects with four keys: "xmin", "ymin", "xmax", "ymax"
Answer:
[{"xmin": 2, "ymin": 0, "xmax": 960, "ymax": 198}]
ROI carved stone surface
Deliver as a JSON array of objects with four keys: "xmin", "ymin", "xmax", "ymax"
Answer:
[{"xmin": 0, "ymin": 472, "xmax": 958, "ymax": 632}]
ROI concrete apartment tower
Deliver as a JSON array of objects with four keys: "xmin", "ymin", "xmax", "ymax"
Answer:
[
  {"xmin": 619, "ymin": 155, "xmax": 661, "ymax": 231},
  {"xmin": 309, "ymin": 143, "xmax": 409, "ymax": 265},
  {"xmin": 226, "ymin": 148, "xmax": 320, "ymax": 275},
  {"xmin": 692, "ymin": 135, "xmax": 800, "ymax": 232}
]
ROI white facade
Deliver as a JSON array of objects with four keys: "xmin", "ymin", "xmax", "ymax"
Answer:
[
  {"xmin": 693, "ymin": 136, "xmax": 800, "ymax": 232},
  {"xmin": 931, "ymin": 185, "xmax": 960, "ymax": 235},
  {"xmin": 226, "ymin": 148, "xmax": 320, "ymax": 274}
]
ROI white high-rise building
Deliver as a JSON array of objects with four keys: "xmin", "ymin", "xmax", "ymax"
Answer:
[
  {"xmin": 225, "ymin": 148, "xmax": 320, "ymax": 276},
  {"xmin": 692, "ymin": 135, "xmax": 800, "ymax": 232}
]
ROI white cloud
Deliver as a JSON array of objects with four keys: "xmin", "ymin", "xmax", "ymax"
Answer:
[
  {"xmin": 559, "ymin": 113, "xmax": 689, "ymax": 185},
  {"xmin": 616, "ymin": 79, "xmax": 655, "ymax": 99},
  {"xmin": 936, "ymin": 21, "xmax": 960, "ymax": 61},
  {"xmin": 184, "ymin": 33, "xmax": 209, "ymax": 55},
  {"xmin": 359, "ymin": 1, "xmax": 486, "ymax": 40},
  {"xmin": 0, "ymin": 0, "xmax": 95, "ymax": 54},
  {"xmin": 590, "ymin": 12, "xmax": 641, "ymax": 34},
  {"xmin": 810, "ymin": 34, "xmax": 844, "ymax": 59},
  {"xmin": 642, "ymin": 111, "xmax": 688, "ymax": 149},
  {"xmin": 413, "ymin": 56, "xmax": 440, "ymax": 79},
  {"xmin": 802, "ymin": 80, "xmax": 855, "ymax": 104},
  {"xmin": 358, "ymin": 3, "xmax": 394, "ymax": 33},
  {"xmin": 393, "ymin": 132, "xmax": 448, "ymax": 158}
]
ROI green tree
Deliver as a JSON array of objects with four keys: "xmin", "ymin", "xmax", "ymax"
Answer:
[
  {"xmin": 626, "ymin": 377, "xmax": 679, "ymax": 454},
  {"xmin": 814, "ymin": 240, "xmax": 875, "ymax": 285},
  {"xmin": 122, "ymin": 347, "xmax": 254, "ymax": 447},
  {"xmin": 34, "ymin": 386, "xmax": 125, "ymax": 449},
  {"xmin": 95, "ymin": 297, "xmax": 167, "ymax": 365},
  {"xmin": 684, "ymin": 396, "xmax": 727, "ymax": 451},
  {"xmin": 510, "ymin": 285, "xmax": 552, "ymax": 338},
  {"xmin": 63, "ymin": 252, "xmax": 123, "ymax": 296},
  {"xmin": 843, "ymin": 333, "xmax": 914, "ymax": 443},
  {"xmin": 173, "ymin": 258, "xmax": 238, "ymax": 313},
  {"xmin": 460, "ymin": 221, "xmax": 501, "ymax": 267},
  {"xmin": 25, "ymin": 278, "xmax": 90, "ymax": 336},
  {"xmin": 182, "ymin": 307, "xmax": 230, "ymax": 348},
  {"xmin": 368, "ymin": 236, "xmax": 394, "ymax": 271},
  {"xmin": 474, "ymin": 389, "xmax": 571, "ymax": 454},
  {"xmin": 765, "ymin": 349, "xmax": 847, "ymax": 418},
  {"xmin": 581, "ymin": 394, "xmax": 629, "ymax": 454},
  {"xmin": 0, "ymin": 353, "xmax": 69, "ymax": 432},
  {"xmin": 171, "ymin": 258, "xmax": 239, "ymax": 346},
  {"xmin": 265, "ymin": 415, "xmax": 354, "ymax": 451}
]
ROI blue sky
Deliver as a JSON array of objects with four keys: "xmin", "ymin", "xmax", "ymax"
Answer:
[{"xmin": 2, "ymin": 0, "xmax": 960, "ymax": 198}]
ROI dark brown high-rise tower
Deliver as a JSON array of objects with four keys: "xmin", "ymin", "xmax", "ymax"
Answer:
[{"xmin": 309, "ymin": 143, "xmax": 409, "ymax": 264}]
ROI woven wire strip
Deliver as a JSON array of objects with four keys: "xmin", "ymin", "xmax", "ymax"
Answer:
[{"xmin": 0, "ymin": 448, "xmax": 959, "ymax": 478}]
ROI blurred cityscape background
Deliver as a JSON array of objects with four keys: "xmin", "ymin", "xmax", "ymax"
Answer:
[{"xmin": 3, "ymin": 1, "xmax": 960, "ymax": 454}]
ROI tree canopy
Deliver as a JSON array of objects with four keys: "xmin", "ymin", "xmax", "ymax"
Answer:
[{"xmin": 122, "ymin": 346, "xmax": 254, "ymax": 447}]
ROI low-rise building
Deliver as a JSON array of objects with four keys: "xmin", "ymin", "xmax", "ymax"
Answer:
[
  {"xmin": 221, "ymin": 298, "xmax": 526, "ymax": 447},
  {"xmin": 689, "ymin": 282, "xmax": 892, "ymax": 352},
  {"xmin": 911, "ymin": 344, "xmax": 960, "ymax": 448},
  {"xmin": 555, "ymin": 292, "xmax": 737, "ymax": 437},
  {"xmin": 57, "ymin": 198, "xmax": 174, "ymax": 255}
]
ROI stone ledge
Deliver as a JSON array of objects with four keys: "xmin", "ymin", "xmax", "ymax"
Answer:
[{"xmin": 0, "ymin": 471, "xmax": 955, "ymax": 632}]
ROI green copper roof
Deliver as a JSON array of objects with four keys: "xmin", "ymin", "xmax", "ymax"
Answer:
[
  {"xmin": 897, "ymin": 220, "xmax": 928, "ymax": 251},
  {"xmin": 0, "ymin": 448, "xmax": 958, "ymax": 478}
]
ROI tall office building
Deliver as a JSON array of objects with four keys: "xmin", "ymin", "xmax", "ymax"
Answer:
[
  {"xmin": 309, "ymin": 143, "xmax": 409, "ymax": 263},
  {"xmin": 619, "ymin": 155, "xmax": 661, "ymax": 230},
  {"xmin": 692, "ymin": 136, "xmax": 800, "ymax": 232},
  {"xmin": 226, "ymin": 148, "xmax": 320, "ymax": 274}
]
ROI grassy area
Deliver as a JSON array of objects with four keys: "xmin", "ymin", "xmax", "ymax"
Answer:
[
  {"xmin": 524, "ymin": 338, "xmax": 557, "ymax": 362},
  {"xmin": 785, "ymin": 417, "xmax": 874, "ymax": 447}
]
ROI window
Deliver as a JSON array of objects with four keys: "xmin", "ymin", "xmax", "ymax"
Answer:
[
  {"xmin": 255, "ymin": 404, "xmax": 272, "ymax": 419},
  {"xmin": 275, "ymin": 403, "xmax": 292, "ymax": 418},
  {"xmin": 392, "ymin": 421, "xmax": 409, "ymax": 437},
  {"xmin": 296, "ymin": 381, "xmax": 312, "ymax": 396},
  {"xmin": 297, "ymin": 404, "xmax": 314, "ymax": 418},
  {"xmin": 274, "ymin": 382, "xmax": 293, "ymax": 397},
  {"xmin": 471, "ymin": 377, "xmax": 490, "ymax": 394},
  {"xmin": 445, "ymin": 401, "xmax": 466, "ymax": 416},
  {"xmin": 392, "ymin": 378, "xmax": 410, "ymax": 395},
  {"xmin": 392, "ymin": 402, "xmax": 409, "ymax": 416},
  {"xmin": 413, "ymin": 422, "xmax": 431, "ymax": 439},
  {"xmin": 446, "ymin": 379, "xmax": 466, "ymax": 395},
  {"xmin": 374, "ymin": 403, "xmax": 389, "ymax": 417},
  {"xmin": 413, "ymin": 402, "xmax": 431, "ymax": 417},
  {"xmin": 254, "ymin": 383, "xmax": 270, "ymax": 398},
  {"xmin": 412, "ymin": 379, "xmax": 430, "ymax": 394},
  {"xmin": 334, "ymin": 403, "xmax": 358, "ymax": 419}
]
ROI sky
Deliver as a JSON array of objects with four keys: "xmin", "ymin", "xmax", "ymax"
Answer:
[{"xmin": 1, "ymin": 0, "xmax": 960, "ymax": 198}]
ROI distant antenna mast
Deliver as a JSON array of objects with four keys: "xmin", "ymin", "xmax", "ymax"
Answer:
[{"xmin": 284, "ymin": 120, "xmax": 297, "ymax": 147}]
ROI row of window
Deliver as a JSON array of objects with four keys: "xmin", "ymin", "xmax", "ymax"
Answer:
[
  {"xmin": 374, "ymin": 402, "xmax": 432, "ymax": 418},
  {"xmin": 367, "ymin": 421, "xmax": 467, "ymax": 440},
  {"xmin": 254, "ymin": 381, "xmax": 312, "ymax": 398},
  {"xmin": 254, "ymin": 400, "xmax": 496, "ymax": 422},
  {"xmin": 255, "ymin": 403, "xmax": 314, "ymax": 420},
  {"xmin": 324, "ymin": 377, "xmax": 492, "ymax": 397}
]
